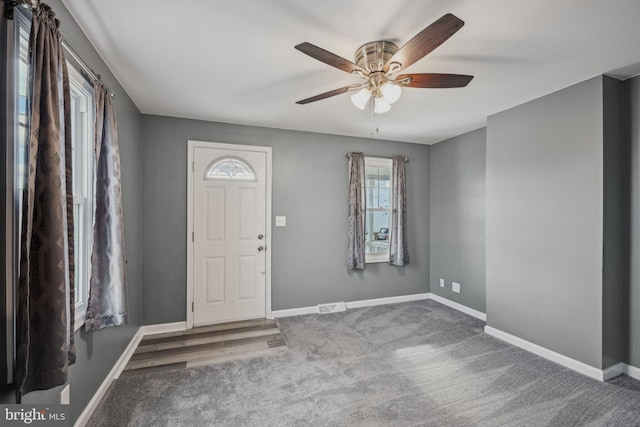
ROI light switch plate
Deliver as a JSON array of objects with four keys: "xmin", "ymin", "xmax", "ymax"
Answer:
[
  {"xmin": 452, "ymin": 282, "xmax": 461, "ymax": 293},
  {"xmin": 439, "ymin": 278, "xmax": 445, "ymax": 288},
  {"xmin": 275, "ymin": 216, "xmax": 286, "ymax": 227}
]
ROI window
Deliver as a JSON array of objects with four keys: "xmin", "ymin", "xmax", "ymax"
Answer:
[
  {"xmin": 13, "ymin": 9, "xmax": 95, "ymax": 330},
  {"xmin": 206, "ymin": 157, "xmax": 256, "ymax": 181},
  {"xmin": 13, "ymin": 9, "xmax": 30, "ymax": 281},
  {"xmin": 364, "ymin": 157, "xmax": 393, "ymax": 263},
  {"xmin": 68, "ymin": 63, "xmax": 95, "ymax": 328}
]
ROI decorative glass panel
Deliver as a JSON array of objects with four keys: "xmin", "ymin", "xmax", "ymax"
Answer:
[{"xmin": 206, "ymin": 158, "xmax": 256, "ymax": 181}]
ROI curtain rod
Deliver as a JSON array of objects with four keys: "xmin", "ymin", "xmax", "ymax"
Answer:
[
  {"xmin": 63, "ymin": 41, "xmax": 115, "ymax": 98},
  {"xmin": 346, "ymin": 153, "xmax": 409, "ymax": 163},
  {"xmin": 8, "ymin": 0, "xmax": 115, "ymax": 98}
]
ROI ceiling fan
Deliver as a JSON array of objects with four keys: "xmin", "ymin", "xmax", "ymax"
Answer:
[{"xmin": 295, "ymin": 13, "xmax": 473, "ymax": 114}]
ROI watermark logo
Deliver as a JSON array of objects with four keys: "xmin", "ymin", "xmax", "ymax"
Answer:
[{"xmin": 1, "ymin": 405, "xmax": 68, "ymax": 426}]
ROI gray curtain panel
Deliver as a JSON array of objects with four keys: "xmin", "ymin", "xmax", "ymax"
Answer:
[
  {"xmin": 84, "ymin": 81, "xmax": 128, "ymax": 332},
  {"xmin": 389, "ymin": 156, "xmax": 409, "ymax": 266},
  {"xmin": 15, "ymin": 2, "xmax": 76, "ymax": 401},
  {"xmin": 347, "ymin": 152, "xmax": 366, "ymax": 270}
]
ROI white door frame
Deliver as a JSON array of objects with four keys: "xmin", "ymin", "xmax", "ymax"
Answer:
[{"xmin": 186, "ymin": 140, "xmax": 273, "ymax": 329}]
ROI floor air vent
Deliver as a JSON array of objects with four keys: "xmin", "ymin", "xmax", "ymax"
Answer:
[{"xmin": 317, "ymin": 302, "xmax": 347, "ymax": 314}]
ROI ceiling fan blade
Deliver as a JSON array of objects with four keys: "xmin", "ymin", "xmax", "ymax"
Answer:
[
  {"xmin": 295, "ymin": 42, "xmax": 369, "ymax": 76},
  {"xmin": 384, "ymin": 13, "xmax": 465, "ymax": 73},
  {"xmin": 397, "ymin": 73, "xmax": 473, "ymax": 88},
  {"xmin": 296, "ymin": 86, "xmax": 353, "ymax": 105}
]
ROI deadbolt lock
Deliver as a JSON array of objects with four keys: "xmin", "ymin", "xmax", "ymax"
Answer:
[{"xmin": 258, "ymin": 234, "xmax": 264, "ymax": 240}]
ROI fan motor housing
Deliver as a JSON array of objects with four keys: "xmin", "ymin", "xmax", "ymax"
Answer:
[{"xmin": 354, "ymin": 41, "xmax": 399, "ymax": 73}]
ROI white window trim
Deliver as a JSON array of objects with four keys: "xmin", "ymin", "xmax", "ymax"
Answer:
[
  {"xmin": 364, "ymin": 156, "xmax": 393, "ymax": 264},
  {"xmin": 68, "ymin": 63, "xmax": 95, "ymax": 331}
]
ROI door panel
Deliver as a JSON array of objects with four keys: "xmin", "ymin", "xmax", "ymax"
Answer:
[
  {"xmin": 205, "ymin": 257, "xmax": 225, "ymax": 303},
  {"xmin": 206, "ymin": 187, "xmax": 225, "ymax": 241},
  {"xmin": 238, "ymin": 256, "xmax": 257, "ymax": 300},
  {"xmin": 239, "ymin": 187, "xmax": 257, "ymax": 240},
  {"xmin": 193, "ymin": 147, "xmax": 266, "ymax": 326}
]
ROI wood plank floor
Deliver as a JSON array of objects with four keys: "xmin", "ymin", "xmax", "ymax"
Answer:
[{"xmin": 121, "ymin": 318, "xmax": 287, "ymax": 378}]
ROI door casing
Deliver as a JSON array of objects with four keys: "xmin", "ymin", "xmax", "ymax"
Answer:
[{"xmin": 187, "ymin": 140, "xmax": 272, "ymax": 329}]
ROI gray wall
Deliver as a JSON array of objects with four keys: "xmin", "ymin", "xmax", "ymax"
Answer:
[
  {"xmin": 141, "ymin": 115, "xmax": 431, "ymax": 324},
  {"xmin": 486, "ymin": 77, "xmax": 605, "ymax": 368},
  {"xmin": 429, "ymin": 128, "xmax": 486, "ymax": 313},
  {"xmin": 0, "ymin": 1, "xmax": 143, "ymax": 424},
  {"xmin": 630, "ymin": 75, "xmax": 640, "ymax": 367}
]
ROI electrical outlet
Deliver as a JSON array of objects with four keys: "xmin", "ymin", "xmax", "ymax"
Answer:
[
  {"xmin": 60, "ymin": 384, "xmax": 70, "ymax": 405},
  {"xmin": 275, "ymin": 216, "xmax": 286, "ymax": 227},
  {"xmin": 439, "ymin": 278, "xmax": 444, "ymax": 288},
  {"xmin": 452, "ymin": 282, "xmax": 461, "ymax": 294}
]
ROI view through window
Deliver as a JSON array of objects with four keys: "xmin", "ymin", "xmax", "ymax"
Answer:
[{"xmin": 364, "ymin": 157, "xmax": 392, "ymax": 262}]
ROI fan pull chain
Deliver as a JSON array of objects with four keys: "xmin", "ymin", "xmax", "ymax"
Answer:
[{"xmin": 369, "ymin": 97, "xmax": 380, "ymax": 138}]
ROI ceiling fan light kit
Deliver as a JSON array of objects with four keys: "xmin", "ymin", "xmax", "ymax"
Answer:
[
  {"xmin": 350, "ymin": 88, "xmax": 371, "ymax": 110},
  {"xmin": 351, "ymin": 41, "xmax": 402, "ymax": 113},
  {"xmin": 295, "ymin": 13, "xmax": 474, "ymax": 114},
  {"xmin": 380, "ymin": 82, "xmax": 402, "ymax": 104},
  {"xmin": 374, "ymin": 96, "xmax": 391, "ymax": 114}
]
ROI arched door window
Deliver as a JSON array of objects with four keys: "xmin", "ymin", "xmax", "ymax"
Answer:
[{"xmin": 205, "ymin": 157, "xmax": 256, "ymax": 181}]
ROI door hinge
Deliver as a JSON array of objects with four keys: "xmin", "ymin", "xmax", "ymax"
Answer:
[
  {"xmin": 192, "ymin": 301, "xmax": 194, "ymax": 312},
  {"xmin": 192, "ymin": 161, "xmax": 194, "ymax": 172},
  {"xmin": 192, "ymin": 231, "xmax": 194, "ymax": 242}
]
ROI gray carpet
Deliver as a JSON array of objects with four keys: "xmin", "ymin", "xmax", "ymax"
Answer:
[{"xmin": 87, "ymin": 300, "xmax": 640, "ymax": 426}]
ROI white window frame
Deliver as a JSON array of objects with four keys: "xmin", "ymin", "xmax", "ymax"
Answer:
[
  {"xmin": 67, "ymin": 63, "xmax": 95, "ymax": 330},
  {"xmin": 5, "ymin": 5, "xmax": 33, "ymax": 385},
  {"xmin": 364, "ymin": 156, "xmax": 393, "ymax": 263}
]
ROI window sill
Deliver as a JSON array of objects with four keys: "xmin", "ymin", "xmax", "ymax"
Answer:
[
  {"xmin": 74, "ymin": 307, "xmax": 86, "ymax": 332},
  {"xmin": 365, "ymin": 255, "xmax": 390, "ymax": 264}
]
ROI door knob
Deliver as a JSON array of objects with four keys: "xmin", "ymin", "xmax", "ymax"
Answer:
[{"xmin": 257, "ymin": 245, "xmax": 265, "ymax": 252}]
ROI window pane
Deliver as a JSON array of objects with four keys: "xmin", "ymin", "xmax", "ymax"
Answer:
[
  {"xmin": 363, "ymin": 159, "xmax": 392, "ymax": 258},
  {"xmin": 206, "ymin": 158, "xmax": 255, "ymax": 181},
  {"xmin": 366, "ymin": 167, "xmax": 378, "ymax": 187},
  {"xmin": 378, "ymin": 188, "xmax": 390, "ymax": 208},
  {"xmin": 73, "ymin": 203, "xmax": 83, "ymax": 306},
  {"xmin": 13, "ymin": 13, "xmax": 31, "ymax": 290},
  {"xmin": 366, "ymin": 187, "xmax": 377, "ymax": 209},
  {"xmin": 16, "ymin": 24, "xmax": 29, "ymax": 214}
]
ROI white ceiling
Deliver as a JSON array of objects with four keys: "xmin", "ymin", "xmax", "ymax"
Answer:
[{"xmin": 62, "ymin": 0, "xmax": 640, "ymax": 145}]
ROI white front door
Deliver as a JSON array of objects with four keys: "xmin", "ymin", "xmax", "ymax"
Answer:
[{"xmin": 191, "ymin": 144, "xmax": 269, "ymax": 326}]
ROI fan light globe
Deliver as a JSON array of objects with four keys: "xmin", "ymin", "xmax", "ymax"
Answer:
[
  {"xmin": 380, "ymin": 83, "xmax": 401, "ymax": 104},
  {"xmin": 374, "ymin": 96, "xmax": 391, "ymax": 114},
  {"xmin": 350, "ymin": 88, "xmax": 372, "ymax": 110}
]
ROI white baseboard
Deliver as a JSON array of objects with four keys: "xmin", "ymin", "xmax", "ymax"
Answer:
[
  {"xmin": 346, "ymin": 293, "xmax": 430, "ymax": 309},
  {"xmin": 484, "ymin": 326, "xmax": 640, "ymax": 382},
  {"xmin": 272, "ymin": 293, "xmax": 431, "ymax": 319},
  {"xmin": 625, "ymin": 363, "xmax": 640, "ymax": 380},
  {"xmin": 74, "ymin": 321, "xmax": 187, "ymax": 427},
  {"xmin": 427, "ymin": 293, "xmax": 487, "ymax": 321},
  {"xmin": 484, "ymin": 325, "xmax": 606, "ymax": 381},
  {"xmin": 603, "ymin": 362, "xmax": 626, "ymax": 381},
  {"xmin": 271, "ymin": 306, "xmax": 318, "ymax": 318},
  {"xmin": 272, "ymin": 293, "xmax": 487, "ymax": 320},
  {"xmin": 75, "ymin": 327, "xmax": 145, "ymax": 427},
  {"xmin": 139, "ymin": 321, "xmax": 187, "ymax": 336}
]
